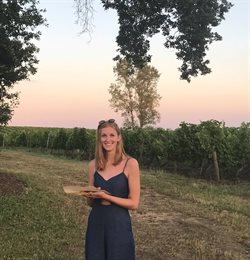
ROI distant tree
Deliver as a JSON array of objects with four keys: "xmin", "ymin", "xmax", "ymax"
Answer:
[
  {"xmin": 77, "ymin": 127, "xmax": 88, "ymax": 151},
  {"xmin": 197, "ymin": 120, "xmax": 226, "ymax": 181},
  {"xmin": 75, "ymin": 0, "xmax": 233, "ymax": 81},
  {"xmin": 0, "ymin": 0, "xmax": 46, "ymax": 126},
  {"xmin": 53, "ymin": 128, "xmax": 68, "ymax": 150},
  {"xmin": 15, "ymin": 130, "xmax": 28, "ymax": 147},
  {"xmin": 174, "ymin": 122, "xmax": 204, "ymax": 169},
  {"xmin": 66, "ymin": 127, "xmax": 80, "ymax": 151},
  {"xmin": 109, "ymin": 59, "xmax": 161, "ymax": 128}
]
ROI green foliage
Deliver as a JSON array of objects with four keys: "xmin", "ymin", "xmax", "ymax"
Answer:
[
  {"xmin": 84, "ymin": 129, "xmax": 96, "ymax": 160},
  {"xmin": 175, "ymin": 122, "xmax": 203, "ymax": 163},
  {"xmin": 52, "ymin": 128, "xmax": 68, "ymax": 150},
  {"xmin": 2, "ymin": 121, "xmax": 250, "ymax": 181},
  {"xmin": 0, "ymin": 91, "xmax": 19, "ymax": 126},
  {"xmin": 99, "ymin": 0, "xmax": 233, "ymax": 81},
  {"xmin": 197, "ymin": 120, "xmax": 225, "ymax": 155},
  {"xmin": 0, "ymin": 0, "xmax": 46, "ymax": 126},
  {"xmin": 65, "ymin": 127, "xmax": 93, "ymax": 159},
  {"xmin": 196, "ymin": 120, "xmax": 226, "ymax": 181},
  {"xmin": 15, "ymin": 130, "xmax": 27, "ymax": 147},
  {"xmin": 236, "ymin": 123, "xmax": 250, "ymax": 165},
  {"xmin": 220, "ymin": 123, "xmax": 250, "ymax": 179}
]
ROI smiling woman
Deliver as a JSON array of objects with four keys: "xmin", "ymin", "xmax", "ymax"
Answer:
[{"xmin": 82, "ymin": 119, "xmax": 140, "ymax": 260}]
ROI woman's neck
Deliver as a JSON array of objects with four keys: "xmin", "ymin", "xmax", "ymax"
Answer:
[{"xmin": 105, "ymin": 151, "xmax": 116, "ymax": 164}]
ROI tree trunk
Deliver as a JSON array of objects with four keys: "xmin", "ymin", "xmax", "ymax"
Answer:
[{"xmin": 212, "ymin": 150, "xmax": 220, "ymax": 181}]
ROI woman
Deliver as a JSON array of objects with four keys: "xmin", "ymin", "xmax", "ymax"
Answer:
[{"xmin": 84, "ymin": 119, "xmax": 140, "ymax": 260}]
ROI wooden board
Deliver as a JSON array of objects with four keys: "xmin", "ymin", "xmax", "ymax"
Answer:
[{"xmin": 63, "ymin": 185, "xmax": 111, "ymax": 195}]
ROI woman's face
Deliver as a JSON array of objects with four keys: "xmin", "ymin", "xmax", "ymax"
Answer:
[{"xmin": 100, "ymin": 126, "xmax": 121, "ymax": 152}]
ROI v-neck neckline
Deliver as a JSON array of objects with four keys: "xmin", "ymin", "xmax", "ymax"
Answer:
[{"xmin": 95, "ymin": 171, "xmax": 126, "ymax": 182}]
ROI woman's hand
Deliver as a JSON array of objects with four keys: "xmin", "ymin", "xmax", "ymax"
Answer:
[
  {"xmin": 88, "ymin": 190, "xmax": 105, "ymax": 199},
  {"xmin": 85, "ymin": 188, "xmax": 111, "ymax": 205}
]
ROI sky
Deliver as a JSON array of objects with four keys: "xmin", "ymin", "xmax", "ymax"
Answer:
[{"xmin": 9, "ymin": 0, "xmax": 250, "ymax": 130}]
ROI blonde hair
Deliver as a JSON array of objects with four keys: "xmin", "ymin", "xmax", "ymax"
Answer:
[{"xmin": 95, "ymin": 120, "xmax": 126, "ymax": 171}]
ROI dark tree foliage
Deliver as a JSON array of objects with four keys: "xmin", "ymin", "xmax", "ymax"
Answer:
[
  {"xmin": 0, "ymin": 0, "xmax": 46, "ymax": 126},
  {"xmin": 98, "ymin": 0, "xmax": 233, "ymax": 82}
]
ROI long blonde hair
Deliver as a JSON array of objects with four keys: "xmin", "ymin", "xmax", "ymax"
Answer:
[{"xmin": 95, "ymin": 120, "xmax": 126, "ymax": 171}]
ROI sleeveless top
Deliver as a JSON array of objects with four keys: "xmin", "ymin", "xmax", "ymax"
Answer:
[{"xmin": 93, "ymin": 158, "xmax": 130, "ymax": 205}]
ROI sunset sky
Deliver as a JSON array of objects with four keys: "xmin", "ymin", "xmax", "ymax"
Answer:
[{"xmin": 9, "ymin": 0, "xmax": 250, "ymax": 130}]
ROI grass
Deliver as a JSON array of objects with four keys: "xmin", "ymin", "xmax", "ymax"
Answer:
[
  {"xmin": 1, "ymin": 189, "xmax": 81, "ymax": 258},
  {"xmin": 0, "ymin": 149, "xmax": 250, "ymax": 259},
  {"xmin": 0, "ymin": 150, "xmax": 88, "ymax": 259},
  {"xmin": 142, "ymin": 170, "xmax": 250, "ymax": 217}
]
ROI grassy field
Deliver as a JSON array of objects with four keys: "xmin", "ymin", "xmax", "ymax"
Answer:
[{"xmin": 0, "ymin": 149, "xmax": 249, "ymax": 260}]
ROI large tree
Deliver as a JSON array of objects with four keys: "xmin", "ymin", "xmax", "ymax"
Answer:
[
  {"xmin": 0, "ymin": 0, "xmax": 46, "ymax": 126},
  {"xmin": 109, "ymin": 59, "xmax": 161, "ymax": 128},
  {"xmin": 75, "ymin": 0, "xmax": 233, "ymax": 82}
]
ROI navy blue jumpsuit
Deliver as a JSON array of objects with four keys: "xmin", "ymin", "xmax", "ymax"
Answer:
[{"xmin": 85, "ymin": 159, "xmax": 135, "ymax": 260}]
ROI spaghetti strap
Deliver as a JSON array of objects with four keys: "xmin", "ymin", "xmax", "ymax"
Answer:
[{"xmin": 123, "ymin": 157, "xmax": 130, "ymax": 172}]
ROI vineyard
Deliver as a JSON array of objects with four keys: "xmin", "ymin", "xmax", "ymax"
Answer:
[{"xmin": 0, "ymin": 120, "xmax": 249, "ymax": 181}]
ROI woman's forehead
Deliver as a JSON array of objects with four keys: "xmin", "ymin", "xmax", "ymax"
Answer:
[{"xmin": 100, "ymin": 126, "xmax": 118, "ymax": 134}]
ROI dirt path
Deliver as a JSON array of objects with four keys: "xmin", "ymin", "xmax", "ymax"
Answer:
[{"xmin": 132, "ymin": 186, "xmax": 250, "ymax": 259}]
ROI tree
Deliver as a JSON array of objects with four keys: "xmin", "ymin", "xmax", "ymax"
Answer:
[
  {"xmin": 53, "ymin": 128, "xmax": 68, "ymax": 150},
  {"xmin": 174, "ymin": 122, "xmax": 204, "ymax": 172},
  {"xmin": 197, "ymin": 120, "xmax": 226, "ymax": 181},
  {"xmin": 0, "ymin": 0, "xmax": 46, "ymax": 126},
  {"xmin": 0, "ymin": 91, "xmax": 19, "ymax": 126},
  {"xmin": 75, "ymin": 0, "xmax": 233, "ymax": 81},
  {"xmin": 109, "ymin": 59, "xmax": 161, "ymax": 128}
]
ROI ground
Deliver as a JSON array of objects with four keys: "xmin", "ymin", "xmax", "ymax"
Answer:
[
  {"xmin": 0, "ymin": 172, "xmax": 25, "ymax": 196},
  {"xmin": 0, "ymin": 150, "xmax": 249, "ymax": 259}
]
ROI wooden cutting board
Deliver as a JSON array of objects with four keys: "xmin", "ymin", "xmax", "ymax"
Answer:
[{"xmin": 63, "ymin": 185, "xmax": 111, "ymax": 195}]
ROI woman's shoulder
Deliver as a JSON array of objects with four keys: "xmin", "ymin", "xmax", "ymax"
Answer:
[
  {"xmin": 125, "ymin": 157, "xmax": 139, "ymax": 178},
  {"xmin": 126, "ymin": 156, "xmax": 139, "ymax": 168}
]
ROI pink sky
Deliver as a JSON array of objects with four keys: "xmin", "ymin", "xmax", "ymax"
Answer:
[{"xmin": 9, "ymin": 0, "xmax": 250, "ymax": 129}]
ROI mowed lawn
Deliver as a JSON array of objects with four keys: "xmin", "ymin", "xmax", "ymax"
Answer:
[{"xmin": 0, "ymin": 150, "xmax": 250, "ymax": 260}]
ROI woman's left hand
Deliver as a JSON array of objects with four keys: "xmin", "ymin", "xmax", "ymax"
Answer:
[
  {"xmin": 87, "ymin": 189, "xmax": 111, "ymax": 205},
  {"xmin": 88, "ymin": 190, "xmax": 105, "ymax": 199}
]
